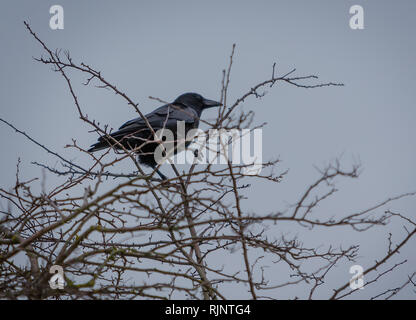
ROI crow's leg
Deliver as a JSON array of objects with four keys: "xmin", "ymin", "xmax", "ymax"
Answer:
[
  {"xmin": 149, "ymin": 164, "xmax": 168, "ymax": 180},
  {"xmin": 156, "ymin": 169, "xmax": 168, "ymax": 181}
]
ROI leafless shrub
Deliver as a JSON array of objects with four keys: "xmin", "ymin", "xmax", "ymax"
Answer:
[{"xmin": 0, "ymin": 22, "xmax": 415, "ymax": 300}]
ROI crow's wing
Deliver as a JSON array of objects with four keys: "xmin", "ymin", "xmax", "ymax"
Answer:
[
  {"xmin": 88, "ymin": 104, "xmax": 199, "ymax": 152},
  {"xmin": 119, "ymin": 103, "xmax": 199, "ymax": 131}
]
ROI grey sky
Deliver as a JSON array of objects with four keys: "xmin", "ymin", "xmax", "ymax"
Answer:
[{"xmin": 1, "ymin": 0, "xmax": 415, "ymax": 299}]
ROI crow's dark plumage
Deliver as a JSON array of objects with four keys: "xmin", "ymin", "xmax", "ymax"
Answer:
[{"xmin": 88, "ymin": 92, "xmax": 221, "ymax": 180}]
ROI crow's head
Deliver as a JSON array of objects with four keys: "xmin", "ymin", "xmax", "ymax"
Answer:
[{"xmin": 174, "ymin": 93, "xmax": 222, "ymax": 112}]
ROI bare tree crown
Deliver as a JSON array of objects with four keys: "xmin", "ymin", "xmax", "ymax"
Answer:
[{"xmin": 0, "ymin": 22, "xmax": 415, "ymax": 300}]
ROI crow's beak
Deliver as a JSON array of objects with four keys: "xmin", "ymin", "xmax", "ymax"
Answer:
[{"xmin": 203, "ymin": 98, "xmax": 222, "ymax": 108}]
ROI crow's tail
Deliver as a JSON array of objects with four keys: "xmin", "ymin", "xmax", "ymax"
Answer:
[
  {"xmin": 88, "ymin": 142, "xmax": 109, "ymax": 152},
  {"xmin": 88, "ymin": 131, "xmax": 126, "ymax": 152}
]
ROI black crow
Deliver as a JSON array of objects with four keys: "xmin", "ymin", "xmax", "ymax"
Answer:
[{"xmin": 88, "ymin": 92, "xmax": 221, "ymax": 180}]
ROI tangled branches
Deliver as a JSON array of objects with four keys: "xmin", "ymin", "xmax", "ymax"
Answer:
[{"xmin": 0, "ymin": 22, "xmax": 415, "ymax": 300}]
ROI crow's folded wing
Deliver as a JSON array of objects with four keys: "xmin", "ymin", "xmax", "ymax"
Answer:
[
  {"xmin": 89, "ymin": 104, "xmax": 199, "ymax": 151},
  {"xmin": 119, "ymin": 104, "xmax": 199, "ymax": 131}
]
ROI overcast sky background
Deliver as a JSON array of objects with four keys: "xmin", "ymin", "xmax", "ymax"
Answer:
[{"xmin": 1, "ymin": 0, "xmax": 415, "ymax": 299}]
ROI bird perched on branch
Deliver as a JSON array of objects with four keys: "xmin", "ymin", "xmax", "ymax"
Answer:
[{"xmin": 88, "ymin": 92, "xmax": 222, "ymax": 180}]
